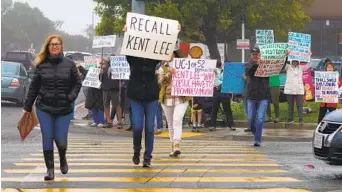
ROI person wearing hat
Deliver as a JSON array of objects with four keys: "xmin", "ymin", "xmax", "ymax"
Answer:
[
  {"xmin": 158, "ymin": 48, "xmax": 190, "ymax": 157},
  {"xmin": 245, "ymin": 47, "xmax": 270, "ymax": 147}
]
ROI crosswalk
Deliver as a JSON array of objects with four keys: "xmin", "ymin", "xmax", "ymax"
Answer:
[{"xmin": 2, "ymin": 137, "xmax": 311, "ymax": 191}]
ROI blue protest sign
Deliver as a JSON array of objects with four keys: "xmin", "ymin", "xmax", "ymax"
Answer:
[
  {"xmin": 221, "ymin": 63, "xmax": 245, "ymax": 94},
  {"xmin": 288, "ymin": 32, "xmax": 311, "ymax": 62}
]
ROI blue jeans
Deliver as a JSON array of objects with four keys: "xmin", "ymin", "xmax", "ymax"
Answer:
[
  {"xmin": 83, "ymin": 87, "xmax": 92, "ymax": 116},
  {"xmin": 243, "ymin": 98, "xmax": 248, "ymax": 117},
  {"xmin": 156, "ymin": 104, "xmax": 163, "ymax": 130},
  {"xmin": 131, "ymin": 99, "xmax": 158, "ymax": 160},
  {"xmin": 91, "ymin": 108, "xmax": 105, "ymax": 124},
  {"xmin": 247, "ymin": 99, "xmax": 268, "ymax": 143},
  {"xmin": 36, "ymin": 108, "xmax": 71, "ymax": 150}
]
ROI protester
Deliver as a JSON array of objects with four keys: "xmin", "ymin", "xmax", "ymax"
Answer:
[
  {"xmin": 283, "ymin": 59, "xmax": 309, "ymax": 125},
  {"xmin": 242, "ymin": 74, "xmax": 251, "ymax": 132},
  {"xmin": 210, "ymin": 60, "xmax": 236, "ymax": 131},
  {"xmin": 23, "ymin": 35, "xmax": 81, "ymax": 180},
  {"xmin": 76, "ymin": 63, "xmax": 93, "ymax": 120},
  {"xmin": 266, "ymin": 74, "xmax": 281, "ymax": 123},
  {"xmin": 245, "ymin": 47, "xmax": 269, "ymax": 147},
  {"xmin": 158, "ymin": 50, "xmax": 189, "ymax": 157},
  {"xmin": 317, "ymin": 60, "xmax": 342, "ymax": 123},
  {"xmin": 85, "ymin": 65, "xmax": 105, "ymax": 128},
  {"xmin": 191, "ymin": 96, "xmax": 205, "ymax": 132},
  {"xmin": 99, "ymin": 58, "xmax": 123, "ymax": 128}
]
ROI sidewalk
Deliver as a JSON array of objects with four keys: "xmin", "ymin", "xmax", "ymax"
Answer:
[{"xmin": 72, "ymin": 103, "xmax": 315, "ymax": 142}]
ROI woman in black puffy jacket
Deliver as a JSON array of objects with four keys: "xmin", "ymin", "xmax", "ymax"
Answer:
[{"xmin": 23, "ymin": 35, "xmax": 82, "ymax": 181}]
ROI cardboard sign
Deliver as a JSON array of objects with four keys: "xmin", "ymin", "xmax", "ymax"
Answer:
[
  {"xmin": 171, "ymin": 58, "xmax": 216, "ymax": 97},
  {"xmin": 221, "ymin": 63, "xmax": 245, "ymax": 94},
  {"xmin": 83, "ymin": 56, "xmax": 102, "ymax": 70},
  {"xmin": 254, "ymin": 43, "xmax": 287, "ymax": 77},
  {"xmin": 110, "ymin": 56, "xmax": 130, "ymax": 80},
  {"xmin": 92, "ymin": 35, "xmax": 116, "ymax": 49},
  {"xmin": 315, "ymin": 71, "xmax": 339, "ymax": 103},
  {"xmin": 255, "ymin": 30, "xmax": 274, "ymax": 45},
  {"xmin": 288, "ymin": 32, "xmax": 311, "ymax": 62},
  {"xmin": 82, "ymin": 68, "xmax": 102, "ymax": 89},
  {"xmin": 120, "ymin": 12, "xmax": 179, "ymax": 61}
]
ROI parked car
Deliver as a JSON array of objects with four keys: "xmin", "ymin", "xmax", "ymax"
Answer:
[
  {"xmin": 1, "ymin": 61, "xmax": 31, "ymax": 106},
  {"xmin": 3, "ymin": 51, "xmax": 35, "ymax": 70},
  {"xmin": 313, "ymin": 109, "xmax": 342, "ymax": 165},
  {"xmin": 64, "ymin": 51, "xmax": 92, "ymax": 61}
]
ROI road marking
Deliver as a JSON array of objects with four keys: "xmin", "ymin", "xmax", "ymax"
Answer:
[
  {"xmin": 4, "ymin": 168, "xmax": 287, "ymax": 174},
  {"xmin": 28, "ymin": 153, "xmax": 266, "ymax": 157},
  {"xmin": 67, "ymin": 144, "xmax": 254, "ymax": 148},
  {"xmin": 14, "ymin": 162, "xmax": 281, "ymax": 167},
  {"xmin": 20, "ymin": 158, "xmax": 273, "ymax": 162},
  {"xmin": 2, "ymin": 188, "xmax": 311, "ymax": 192},
  {"xmin": 155, "ymin": 132, "xmax": 205, "ymax": 138},
  {"xmin": 1, "ymin": 176, "xmax": 300, "ymax": 182}
]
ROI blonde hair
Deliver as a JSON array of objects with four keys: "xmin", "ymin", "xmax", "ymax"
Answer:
[{"xmin": 35, "ymin": 35, "xmax": 64, "ymax": 65}]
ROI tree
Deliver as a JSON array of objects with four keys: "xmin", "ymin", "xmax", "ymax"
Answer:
[{"xmin": 93, "ymin": 0, "xmax": 314, "ymax": 60}]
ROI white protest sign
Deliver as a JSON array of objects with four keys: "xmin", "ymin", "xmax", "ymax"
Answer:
[
  {"xmin": 120, "ymin": 12, "xmax": 179, "ymax": 61},
  {"xmin": 314, "ymin": 71, "xmax": 339, "ymax": 103},
  {"xmin": 82, "ymin": 68, "xmax": 102, "ymax": 89},
  {"xmin": 92, "ymin": 35, "xmax": 116, "ymax": 49},
  {"xmin": 254, "ymin": 43, "xmax": 287, "ymax": 77},
  {"xmin": 171, "ymin": 58, "xmax": 216, "ymax": 97},
  {"xmin": 82, "ymin": 56, "xmax": 102, "ymax": 70},
  {"xmin": 110, "ymin": 56, "xmax": 130, "ymax": 80}
]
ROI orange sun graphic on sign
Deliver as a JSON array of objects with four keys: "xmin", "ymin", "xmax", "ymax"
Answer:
[{"xmin": 189, "ymin": 46, "xmax": 203, "ymax": 59}]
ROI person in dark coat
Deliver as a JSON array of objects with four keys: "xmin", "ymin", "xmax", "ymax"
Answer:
[
  {"xmin": 23, "ymin": 35, "xmax": 82, "ymax": 181},
  {"xmin": 85, "ymin": 86, "xmax": 105, "ymax": 128}
]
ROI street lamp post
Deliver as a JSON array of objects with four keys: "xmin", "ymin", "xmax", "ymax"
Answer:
[
  {"xmin": 132, "ymin": 0, "xmax": 145, "ymax": 14},
  {"xmin": 241, "ymin": 8, "xmax": 245, "ymax": 63}
]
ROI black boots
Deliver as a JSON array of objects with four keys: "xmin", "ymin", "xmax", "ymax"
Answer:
[
  {"xmin": 43, "ymin": 150, "xmax": 54, "ymax": 180},
  {"xmin": 58, "ymin": 148, "xmax": 68, "ymax": 174}
]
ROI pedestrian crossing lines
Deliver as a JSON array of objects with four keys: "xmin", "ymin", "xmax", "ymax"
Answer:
[{"xmin": 2, "ymin": 137, "xmax": 311, "ymax": 191}]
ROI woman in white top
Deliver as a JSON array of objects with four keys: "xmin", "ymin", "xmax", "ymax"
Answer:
[{"xmin": 283, "ymin": 60, "xmax": 310, "ymax": 125}]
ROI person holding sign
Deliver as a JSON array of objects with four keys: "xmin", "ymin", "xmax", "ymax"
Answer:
[
  {"xmin": 317, "ymin": 61, "xmax": 342, "ymax": 123},
  {"xmin": 245, "ymin": 47, "xmax": 269, "ymax": 147},
  {"xmin": 123, "ymin": 23, "xmax": 181, "ymax": 167},
  {"xmin": 158, "ymin": 50, "xmax": 190, "ymax": 157},
  {"xmin": 23, "ymin": 35, "xmax": 82, "ymax": 180},
  {"xmin": 283, "ymin": 60, "xmax": 310, "ymax": 125}
]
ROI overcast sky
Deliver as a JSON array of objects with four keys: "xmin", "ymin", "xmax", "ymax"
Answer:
[{"xmin": 14, "ymin": 0, "xmax": 100, "ymax": 35}]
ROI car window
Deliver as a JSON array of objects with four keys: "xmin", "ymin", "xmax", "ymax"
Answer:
[
  {"xmin": 65, "ymin": 53, "xmax": 91, "ymax": 61},
  {"xmin": 5, "ymin": 52, "xmax": 28, "ymax": 61},
  {"xmin": 20, "ymin": 65, "xmax": 27, "ymax": 76},
  {"xmin": 1, "ymin": 63, "xmax": 19, "ymax": 76}
]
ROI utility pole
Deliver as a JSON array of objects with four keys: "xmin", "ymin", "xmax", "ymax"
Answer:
[
  {"xmin": 132, "ymin": 0, "xmax": 145, "ymax": 14},
  {"xmin": 241, "ymin": 8, "xmax": 245, "ymax": 63}
]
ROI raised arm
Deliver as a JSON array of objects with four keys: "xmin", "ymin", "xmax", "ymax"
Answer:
[{"xmin": 245, "ymin": 61, "xmax": 258, "ymax": 76}]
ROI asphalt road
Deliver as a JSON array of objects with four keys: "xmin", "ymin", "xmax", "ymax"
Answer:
[{"xmin": 1, "ymin": 89, "xmax": 342, "ymax": 191}]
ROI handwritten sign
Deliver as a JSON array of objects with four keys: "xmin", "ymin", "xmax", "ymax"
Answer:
[
  {"xmin": 221, "ymin": 63, "xmax": 245, "ymax": 94},
  {"xmin": 82, "ymin": 68, "xmax": 102, "ymax": 89},
  {"xmin": 110, "ymin": 56, "xmax": 130, "ymax": 80},
  {"xmin": 92, "ymin": 35, "xmax": 116, "ymax": 49},
  {"xmin": 256, "ymin": 30, "xmax": 274, "ymax": 46},
  {"xmin": 254, "ymin": 43, "xmax": 287, "ymax": 77},
  {"xmin": 315, "ymin": 71, "xmax": 339, "ymax": 103},
  {"xmin": 288, "ymin": 32, "xmax": 311, "ymax": 62},
  {"xmin": 171, "ymin": 58, "xmax": 216, "ymax": 97},
  {"xmin": 83, "ymin": 56, "xmax": 102, "ymax": 70},
  {"xmin": 121, "ymin": 12, "xmax": 179, "ymax": 61}
]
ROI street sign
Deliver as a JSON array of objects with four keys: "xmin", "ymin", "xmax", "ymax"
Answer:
[{"xmin": 236, "ymin": 39, "xmax": 250, "ymax": 49}]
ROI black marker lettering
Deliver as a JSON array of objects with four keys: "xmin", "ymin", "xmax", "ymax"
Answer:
[{"xmin": 130, "ymin": 17, "xmax": 137, "ymax": 30}]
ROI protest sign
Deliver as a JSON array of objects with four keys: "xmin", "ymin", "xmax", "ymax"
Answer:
[
  {"xmin": 221, "ymin": 63, "xmax": 245, "ymax": 94},
  {"xmin": 82, "ymin": 68, "xmax": 102, "ymax": 89},
  {"xmin": 171, "ymin": 58, "xmax": 216, "ymax": 97},
  {"xmin": 288, "ymin": 32, "xmax": 311, "ymax": 62},
  {"xmin": 110, "ymin": 56, "xmax": 130, "ymax": 80},
  {"xmin": 254, "ymin": 43, "xmax": 287, "ymax": 77},
  {"xmin": 120, "ymin": 12, "xmax": 179, "ymax": 61},
  {"xmin": 315, "ymin": 71, "xmax": 339, "ymax": 103},
  {"xmin": 302, "ymin": 64, "xmax": 314, "ymax": 101},
  {"xmin": 92, "ymin": 35, "xmax": 116, "ymax": 48},
  {"xmin": 255, "ymin": 30, "xmax": 274, "ymax": 45},
  {"xmin": 83, "ymin": 56, "xmax": 102, "ymax": 70}
]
